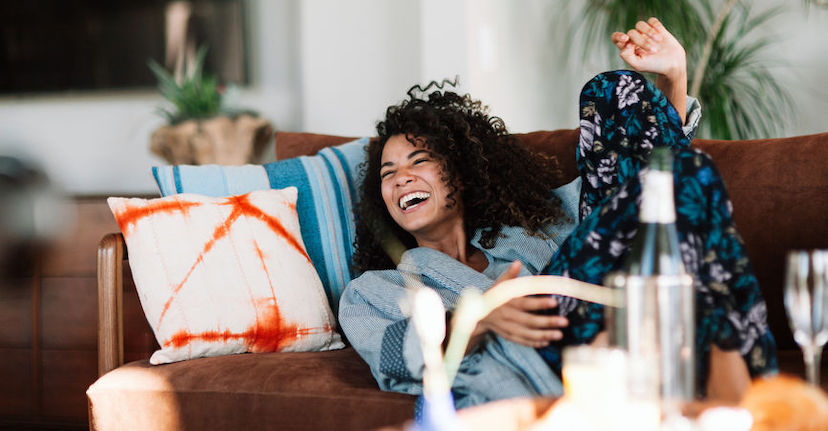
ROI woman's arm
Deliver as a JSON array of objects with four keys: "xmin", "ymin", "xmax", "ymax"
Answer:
[
  {"xmin": 707, "ymin": 344, "xmax": 752, "ymax": 403},
  {"xmin": 611, "ymin": 17, "xmax": 688, "ymax": 125},
  {"xmin": 338, "ymin": 272, "xmax": 428, "ymax": 393},
  {"xmin": 461, "ymin": 261, "xmax": 569, "ymax": 351}
]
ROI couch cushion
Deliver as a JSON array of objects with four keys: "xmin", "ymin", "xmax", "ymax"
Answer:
[
  {"xmin": 514, "ymin": 129, "xmax": 581, "ymax": 186},
  {"xmin": 692, "ymin": 133, "xmax": 828, "ymax": 350},
  {"xmin": 153, "ymin": 137, "xmax": 369, "ymax": 312},
  {"xmin": 87, "ymin": 347, "xmax": 416, "ymax": 431},
  {"xmin": 108, "ymin": 189, "xmax": 344, "ymax": 364}
]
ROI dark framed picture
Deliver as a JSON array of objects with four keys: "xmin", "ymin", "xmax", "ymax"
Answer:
[{"xmin": 0, "ymin": 0, "xmax": 249, "ymax": 95}]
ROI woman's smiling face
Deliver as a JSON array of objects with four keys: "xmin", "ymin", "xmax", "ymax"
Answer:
[{"xmin": 379, "ymin": 134, "xmax": 463, "ymax": 242}]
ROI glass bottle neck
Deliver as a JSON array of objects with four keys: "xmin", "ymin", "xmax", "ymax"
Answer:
[{"xmin": 639, "ymin": 169, "xmax": 675, "ymax": 224}]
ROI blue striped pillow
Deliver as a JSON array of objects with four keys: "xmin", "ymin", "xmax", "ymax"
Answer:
[{"xmin": 152, "ymin": 137, "xmax": 369, "ymax": 312}]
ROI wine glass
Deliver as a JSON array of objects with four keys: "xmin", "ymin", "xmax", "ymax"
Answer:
[{"xmin": 784, "ymin": 249, "xmax": 828, "ymax": 386}]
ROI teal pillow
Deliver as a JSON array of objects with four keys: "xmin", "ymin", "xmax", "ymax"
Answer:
[{"xmin": 152, "ymin": 137, "xmax": 369, "ymax": 312}]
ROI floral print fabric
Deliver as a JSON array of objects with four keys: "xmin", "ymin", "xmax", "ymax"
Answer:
[{"xmin": 537, "ymin": 70, "xmax": 778, "ymax": 393}]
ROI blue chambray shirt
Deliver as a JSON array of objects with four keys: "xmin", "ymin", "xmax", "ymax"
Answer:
[
  {"xmin": 338, "ymin": 97, "xmax": 701, "ymax": 409},
  {"xmin": 338, "ymin": 180, "xmax": 580, "ymax": 408}
]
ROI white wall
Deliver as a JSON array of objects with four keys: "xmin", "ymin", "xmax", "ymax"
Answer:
[
  {"xmin": 771, "ymin": 4, "xmax": 828, "ymax": 135},
  {"xmin": 295, "ymin": 0, "xmax": 591, "ymax": 135},
  {"xmin": 298, "ymin": 0, "xmax": 421, "ymax": 136},
  {"xmin": 0, "ymin": 93, "xmax": 167, "ymax": 195},
  {"xmin": 465, "ymin": 0, "xmax": 575, "ymax": 132},
  {"xmin": 419, "ymin": 0, "xmax": 469, "ymax": 87},
  {"xmin": 1, "ymin": 0, "xmax": 825, "ymax": 194}
]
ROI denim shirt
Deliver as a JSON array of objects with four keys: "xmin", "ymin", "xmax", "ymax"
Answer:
[
  {"xmin": 338, "ymin": 98, "xmax": 700, "ymax": 408},
  {"xmin": 338, "ymin": 180, "xmax": 581, "ymax": 408}
]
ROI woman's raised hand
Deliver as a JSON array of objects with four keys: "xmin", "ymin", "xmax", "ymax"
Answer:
[
  {"xmin": 473, "ymin": 261, "xmax": 569, "ymax": 348},
  {"xmin": 611, "ymin": 17, "xmax": 689, "ymax": 124},
  {"xmin": 611, "ymin": 17, "xmax": 686, "ymax": 82}
]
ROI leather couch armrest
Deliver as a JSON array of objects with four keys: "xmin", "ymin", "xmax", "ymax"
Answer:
[{"xmin": 97, "ymin": 233, "xmax": 126, "ymax": 376}]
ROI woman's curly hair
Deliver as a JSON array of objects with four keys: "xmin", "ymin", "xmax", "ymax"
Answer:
[{"xmin": 352, "ymin": 80, "xmax": 568, "ymax": 273}]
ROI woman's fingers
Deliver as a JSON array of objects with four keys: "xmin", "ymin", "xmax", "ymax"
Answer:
[
  {"xmin": 511, "ymin": 295, "xmax": 558, "ymax": 311},
  {"xmin": 635, "ymin": 20, "xmax": 662, "ymax": 42},
  {"xmin": 614, "ymin": 16, "xmax": 686, "ymax": 77},
  {"xmin": 611, "ymin": 32, "xmax": 629, "ymax": 49},
  {"xmin": 623, "ymin": 18, "xmax": 671, "ymax": 55},
  {"xmin": 626, "ymin": 29, "xmax": 656, "ymax": 53},
  {"xmin": 480, "ymin": 295, "xmax": 569, "ymax": 347},
  {"xmin": 648, "ymin": 17, "xmax": 667, "ymax": 35},
  {"xmin": 505, "ymin": 296, "xmax": 567, "ymax": 325},
  {"xmin": 496, "ymin": 299, "xmax": 566, "ymax": 327},
  {"xmin": 482, "ymin": 262, "xmax": 572, "ymax": 347},
  {"xmin": 615, "ymin": 20, "xmax": 663, "ymax": 60},
  {"xmin": 505, "ymin": 305, "xmax": 568, "ymax": 329},
  {"xmin": 496, "ymin": 320, "xmax": 564, "ymax": 347},
  {"xmin": 617, "ymin": 42, "xmax": 640, "ymax": 67}
]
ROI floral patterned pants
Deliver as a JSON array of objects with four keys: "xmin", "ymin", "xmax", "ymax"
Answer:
[{"xmin": 537, "ymin": 70, "xmax": 777, "ymax": 392}]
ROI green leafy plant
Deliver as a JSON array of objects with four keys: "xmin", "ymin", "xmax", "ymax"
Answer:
[
  {"xmin": 148, "ymin": 46, "xmax": 222, "ymax": 125},
  {"xmin": 694, "ymin": 3, "xmax": 793, "ymax": 139},
  {"xmin": 565, "ymin": 0, "xmax": 794, "ymax": 140}
]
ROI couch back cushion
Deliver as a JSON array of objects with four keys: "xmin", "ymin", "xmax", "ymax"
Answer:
[
  {"xmin": 275, "ymin": 129, "xmax": 828, "ymax": 350},
  {"xmin": 276, "ymin": 132, "xmax": 358, "ymax": 161},
  {"xmin": 692, "ymin": 133, "xmax": 828, "ymax": 350}
]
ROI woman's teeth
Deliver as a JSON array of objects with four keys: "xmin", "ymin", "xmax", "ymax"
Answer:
[{"xmin": 399, "ymin": 192, "xmax": 431, "ymax": 210}]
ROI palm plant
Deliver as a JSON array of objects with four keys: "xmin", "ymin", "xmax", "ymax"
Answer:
[
  {"xmin": 565, "ymin": 0, "xmax": 794, "ymax": 140},
  {"xmin": 695, "ymin": 3, "xmax": 793, "ymax": 139}
]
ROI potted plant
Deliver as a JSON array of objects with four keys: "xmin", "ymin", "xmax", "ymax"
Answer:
[{"xmin": 148, "ymin": 46, "xmax": 272, "ymax": 165}]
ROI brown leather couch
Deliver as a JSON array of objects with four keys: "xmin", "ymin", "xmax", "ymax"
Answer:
[{"xmin": 86, "ymin": 129, "xmax": 828, "ymax": 431}]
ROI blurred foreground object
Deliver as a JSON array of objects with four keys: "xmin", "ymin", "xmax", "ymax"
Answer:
[
  {"xmin": 407, "ymin": 288, "xmax": 465, "ymax": 431},
  {"xmin": 740, "ymin": 375, "xmax": 828, "ymax": 431},
  {"xmin": 0, "ymin": 156, "xmax": 68, "ymax": 281}
]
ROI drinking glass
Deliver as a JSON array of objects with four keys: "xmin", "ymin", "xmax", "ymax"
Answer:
[{"xmin": 784, "ymin": 249, "xmax": 828, "ymax": 385}]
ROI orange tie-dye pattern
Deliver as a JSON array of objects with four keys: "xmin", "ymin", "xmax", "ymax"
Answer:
[
  {"xmin": 227, "ymin": 194, "xmax": 310, "ymax": 264},
  {"xmin": 252, "ymin": 241, "xmax": 277, "ymax": 299},
  {"xmin": 114, "ymin": 192, "xmax": 319, "ymax": 350},
  {"xmin": 155, "ymin": 202, "xmax": 246, "ymax": 327},
  {"xmin": 163, "ymin": 298, "xmax": 328, "ymax": 351},
  {"xmin": 114, "ymin": 199, "xmax": 201, "ymax": 233}
]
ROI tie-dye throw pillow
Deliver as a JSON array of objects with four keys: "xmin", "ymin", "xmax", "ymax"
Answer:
[
  {"xmin": 107, "ymin": 188, "xmax": 345, "ymax": 365},
  {"xmin": 152, "ymin": 137, "xmax": 369, "ymax": 313}
]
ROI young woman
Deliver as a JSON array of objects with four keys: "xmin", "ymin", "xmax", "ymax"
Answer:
[{"xmin": 339, "ymin": 18, "xmax": 777, "ymax": 409}]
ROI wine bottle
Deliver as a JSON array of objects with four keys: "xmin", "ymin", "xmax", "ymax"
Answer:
[
  {"xmin": 621, "ymin": 147, "xmax": 684, "ymax": 276},
  {"xmin": 607, "ymin": 147, "xmax": 695, "ymax": 406}
]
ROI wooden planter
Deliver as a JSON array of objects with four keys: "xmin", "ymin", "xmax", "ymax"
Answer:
[{"xmin": 150, "ymin": 114, "xmax": 273, "ymax": 165}]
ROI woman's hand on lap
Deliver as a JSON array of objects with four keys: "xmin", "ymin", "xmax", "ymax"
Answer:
[{"xmin": 473, "ymin": 261, "xmax": 569, "ymax": 348}]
